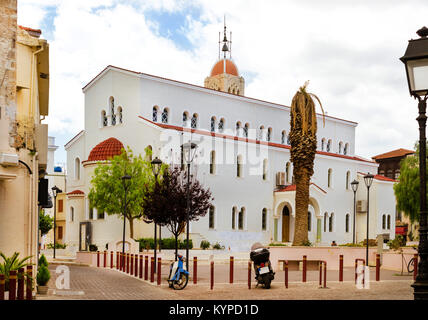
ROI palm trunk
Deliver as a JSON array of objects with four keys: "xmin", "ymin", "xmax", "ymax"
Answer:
[{"xmin": 293, "ymin": 168, "xmax": 310, "ymax": 246}]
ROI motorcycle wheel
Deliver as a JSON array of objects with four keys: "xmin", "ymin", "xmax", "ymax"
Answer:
[
  {"xmin": 262, "ymin": 274, "xmax": 271, "ymax": 289},
  {"xmin": 172, "ymin": 273, "xmax": 188, "ymax": 290}
]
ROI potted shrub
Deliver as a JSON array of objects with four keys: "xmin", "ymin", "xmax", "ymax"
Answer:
[
  {"xmin": 36, "ymin": 265, "xmax": 51, "ymax": 294},
  {"xmin": 200, "ymin": 240, "xmax": 210, "ymax": 250},
  {"xmin": 0, "ymin": 252, "xmax": 33, "ymax": 298}
]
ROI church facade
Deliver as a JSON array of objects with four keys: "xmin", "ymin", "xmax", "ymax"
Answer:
[{"xmin": 64, "ymin": 27, "xmax": 396, "ymax": 251}]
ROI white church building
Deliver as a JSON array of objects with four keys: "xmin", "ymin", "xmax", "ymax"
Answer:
[{"xmin": 64, "ymin": 26, "xmax": 396, "ymax": 252}]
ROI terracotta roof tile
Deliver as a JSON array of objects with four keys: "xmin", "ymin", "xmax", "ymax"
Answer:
[
  {"xmin": 87, "ymin": 137, "xmax": 124, "ymax": 162},
  {"xmin": 67, "ymin": 189, "xmax": 84, "ymax": 195},
  {"xmin": 372, "ymin": 148, "xmax": 414, "ymax": 160}
]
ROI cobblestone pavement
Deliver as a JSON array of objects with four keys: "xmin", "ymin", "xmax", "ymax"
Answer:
[{"xmin": 38, "ymin": 263, "xmax": 414, "ymax": 300}]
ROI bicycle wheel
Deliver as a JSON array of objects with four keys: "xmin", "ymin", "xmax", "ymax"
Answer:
[
  {"xmin": 172, "ymin": 273, "xmax": 188, "ymax": 290},
  {"xmin": 407, "ymin": 258, "xmax": 415, "ymax": 273}
]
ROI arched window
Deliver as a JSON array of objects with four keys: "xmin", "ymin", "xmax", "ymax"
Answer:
[
  {"xmin": 262, "ymin": 208, "xmax": 267, "ymax": 231},
  {"xmin": 339, "ymin": 142, "xmax": 343, "ymax": 154},
  {"xmin": 287, "ymin": 134, "xmax": 291, "ymax": 145},
  {"xmin": 323, "ymin": 212, "xmax": 328, "ymax": 232},
  {"xmin": 345, "ymin": 214, "xmax": 350, "ymax": 232},
  {"xmin": 75, "ymin": 157, "xmax": 80, "ymax": 180},
  {"xmin": 259, "ymin": 126, "xmax": 265, "ymax": 140},
  {"xmin": 191, "ymin": 113, "xmax": 198, "ymax": 129},
  {"xmin": 210, "ymin": 116, "xmax": 216, "ymax": 132},
  {"xmin": 344, "ymin": 143, "xmax": 349, "ymax": 155},
  {"xmin": 346, "ymin": 171, "xmax": 350, "ymax": 190},
  {"xmin": 382, "ymin": 214, "xmax": 386, "ymax": 229},
  {"xmin": 161, "ymin": 108, "xmax": 169, "ymax": 123},
  {"xmin": 308, "ymin": 211, "xmax": 312, "ymax": 232},
  {"xmin": 262, "ymin": 159, "xmax": 268, "ymax": 180},
  {"xmin": 281, "ymin": 130, "xmax": 286, "ymax": 144},
  {"xmin": 243, "ymin": 123, "xmax": 249, "ymax": 138},
  {"xmin": 327, "ymin": 139, "xmax": 332, "ymax": 152},
  {"xmin": 182, "ymin": 112, "xmax": 189, "ymax": 127},
  {"xmin": 218, "ymin": 118, "xmax": 225, "ymax": 133},
  {"xmin": 232, "ymin": 207, "xmax": 237, "ymax": 230},
  {"xmin": 236, "ymin": 121, "xmax": 242, "ymax": 136},
  {"xmin": 70, "ymin": 206, "xmax": 74, "ymax": 222},
  {"xmin": 237, "ymin": 155, "xmax": 243, "ymax": 178},
  {"xmin": 321, "ymin": 138, "xmax": 325, "ymax": 151},
  {"xmin": 117, "ymin": 106, "xmax": 123, "ymax": 124},
  {"xmin": 286, "ymin": 162, "xmax": 290, "ymax": 183},
  {"xmin": 238, "ymin": 207, "xmax": 245, "ymax": 230},
  {"xmin": 328, "ymin": 168, "xmax": 333, "ymax": 188},
  {"xmin": 387, "ymin": 215, "xmax": 391, "ymax": 230},
  {"xmin": 267, "ymin": 127, "xmax": 272, "ymax": 142},
  {"xmin": 210, "ymin": 150, "xmax": 216, "ymax": 174},
  {"xmin": 152, "ymin": 106, "xmax": 158, "ymax": 122},
  {"xmin": 209, "ymin": 206, "xmax": 215, "ymax": 229},
  {"xmin": 110, "ymin": 97, "xmax": 116, "ymax": 126},
  {"xmin": 101, "ymin": 110, "xmax": 107, "ymax": 127},
  {"xmin": 329, "ymin": 213, "xmax": 334, "ymax": 232}
]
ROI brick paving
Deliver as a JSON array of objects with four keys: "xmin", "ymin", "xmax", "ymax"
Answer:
[{"xmin": 37, "ymin": 262, "xmax": 414, "ymax": 300}]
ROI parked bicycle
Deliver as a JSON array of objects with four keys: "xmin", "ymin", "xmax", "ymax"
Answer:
[{"xmin": 167, "ymin": 254, "xmax": 189, "ymax": 290}]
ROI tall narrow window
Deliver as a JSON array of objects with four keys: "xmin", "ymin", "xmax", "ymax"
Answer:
[
  {"xmin": 191, "ymin": 113, "xmax": 198, "ymax": 129},
  {"xmin": 101, "ymin": 110, "xmax": 107, "ymax": 127},
  {"xmin": 182, "ymin": 112, "xmax": 188, "ymax": 127},
  {"xmin": 346, "ymin": 171, "xmax": 350, "ymax": 190},
  {"xmin": 238, "ymin": 208, "xmax": 245, "ymax": 230},
  {"xmin": 210, "ymin": 150, "xmax": 216, "ymax": 174},
  {"xmin": 259, "ymin": 126, "xmax": 264, "ymax": 140},
  {"xmin": 339, "ymin": 142, "xmax": 343, "ymax": 154},
  {"xmin": 286, "ymin": 162, "xmax": 290, "ymax": 183},
  {"xmin": 262, "ymin": 208, "xmax": 267, "ymax": 231},
  {"xmin": 243, "ymin": 123, "xmax": 249, "ymax": 138},
  {"xmin": 344, "ymin": 143, "xmax": 349, "ymax": 155},
  {"xmin": 75, "ymin": 157, "xmax": 80, "ymax": 180},
  {"xmin": 237, "ymin": 155, "xmax": 243, "ymax": 178},
  {"xmin": 218, "ymin": 118, "xmax": 225, "ymax": 133},
  {"xmin": 236, "ymin": 122, "xmax": 242, "ymax": 136},
  {"xmin": 152, "ymin": 106, "xmax": 158, "ymax": 122},
  {"xmin": 58, "ymin": 199, "xmax": 63, "ymax": 212},
  {"xmin": 387, "ymin": 215, "xmax": 391, "ymax": 230},
  {"xmin": 308, "ymin": 211, "xmax": 312, "ymax": 231},
  {"xmin": 117, "ymin": 107, "xmax": 123, "ymax": 124},
  {"xmin": 262, "ymin": 159, "xmax": 268, "ymax": 180},
  {"xmin": 267, "ymin": 127, "xmax": 272, "ymax": 142},
  {"xmin": 281, "ymin": 130, "xmax": 286, "ymax": 144},
  {"xmin": 327, "ymin": 139, "xmax": 332, "ymax": 152},
  {"xmin": 232, "ymin": 207, "xmax": 237, "ymax": 230},
  {"xmin": 329, "ymin": 213, "xmax": 334, "ymax": 232},
  {"xmin": 345, "ymin": 214, "xmax": 350, "ymax": 232},
  {"xmin": 382, "ymin": 215, "xmax": 386, "ymax": 229},
  {"xmin": 321, "ymin": 138, "xmax": 325, "ymax": 151},
  {"xmin": 161, "ymin": 108, "xmax": 169, "ymax": 123},
  {"xmin": 98, "ymin": 211, "xmax": 105, "ymax": 219},
  {"xmin": 328, "ymin": 168, "xmax": 332, "ymax": 188},
  {"xmin": 110, "ymin": 97, "xmax": 116, "ymax": 126},
  {"xmin": 324, "ymin": 213, "xmax": 328, "ymax": 232},
  {"xmin": 70, "ymin": 207, "xmax": 74, "ymax": 222},
  {"xmin": 209, "ymin": 206, "xmax": 215, "ymax": 229},
  {"xmin": 210, "ymin": 116, "xmax": 216, "ymax": 132}
]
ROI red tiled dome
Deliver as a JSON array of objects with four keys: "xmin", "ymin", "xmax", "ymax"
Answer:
[
  {"xmin": 210, "ymin": 59, "xmax": 239, "ymax": 76},
  {"xmin": 87, "ymin": 138, "xmax": 124, "ymax": 162}
]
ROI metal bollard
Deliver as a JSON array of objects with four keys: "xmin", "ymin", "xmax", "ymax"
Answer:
[
  {"xmin": 26, "ymin": 265, "xmax": 33, "ymax": 300},
  {"xmin": 97, "ymin": 251, "xmax": 100, "ymax": 267},
  {"xmin": 0, "ymin": 274, "xmax": 5, "ymax": 300},
  {"xmin": 284, "ymin": 261, "xmax": 288, "ymax": 288},
  {"xmin": 150, "ymin": 257, "xmax": 155, "ymax": 283},
  {"xmin": 339, "ymin": 255, "xmax": 343, "ymax": 282},
  {"xmin": 139, "ymin": 255, "xmax": 143, "ymax": 279},
  {"xmin": 376, "ymin": 254, "xmax": 380, "ymax": 281},
  {"xmin": 302, "ymin": 255, "xmax": 307, "ymax": 283},
  {"xmin": 210, "ymin": 261, "xmax": 214, "ymax": 290},
  {"xmin": 144, "ymin": 256, "xmax": 149, "ymax": 280},
  {"xmin": 193, "ymin": 257, "xmax": 197, "ymax": 284},
  {"xmin": 17, "ymin": 268, "xmax": 24, "ymax": 300},
  {"xmin": 9, "ymin": 270, "xmax": 17, "ymax": 300},
  {"xmin": 103, "ymin": 250, "xmax": 107, "ymax": 268},
  {"xmin": 414, "ymin": 254, "xmax": 418, "ymax": 281},
  {"xmin": 157, "ymin": 258, "xmax": 161, "ymax": 285},
  {"xmin": 248, "ymin": 261, "xmax": 251, "ymax": 290},
  {"xmin": 230, "ymin": 256, "xmax": 234, "ymax": 284}
]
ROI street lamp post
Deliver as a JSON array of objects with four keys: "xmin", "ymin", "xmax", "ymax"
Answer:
[
  {"xmin": 181, "ymin": 142, "xmax": 198, "ymax": 271},
  {"xmin": 121, "ymin": 175, "xmax": 132, "ymax": 267},
  {"xmin": 151, "ymin": 157, "xmax": 163, "ymax": 273},
  {"xmin": 400, "ymin": 26, "xmax": 428, "ymax": 300},
  {"xmin": 363, "ymin": 173, "xmax": 374, "ymax": 267},
  {"xmin": 351, "ymin": 179, "xmax": 359, "ymax": 244},
  {"xmin": 51, "ymin": 186, "xmax": 62, "ymax": 259}
]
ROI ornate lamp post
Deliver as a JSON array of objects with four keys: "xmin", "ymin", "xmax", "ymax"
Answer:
[
  {"xmin": 181, "ymin": 142, "xmax": 198, "ymax": 271},
  {"xmin": 363, "ymin": 173, "xmax": 374, "ymax": 267},
  {"xmin": 51, "ymin": 185, "xmax": 62, "ymax": 259},
  {"xmin": 121, "ymin": 174, "xmax": 132, "ymax": 266},
  {"xmin": 151, "ymin": 157, "xmax": 162, "ymax": 272},
  {"xmin": 400, "ymin": 26, "xmax": 428, "ymax": 300},
  {"xmin": 351, "ymin": 179, "xmax": 359, "ymax": 244}
]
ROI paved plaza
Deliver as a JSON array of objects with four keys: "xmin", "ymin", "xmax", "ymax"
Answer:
[{"xmin": 37, "ymin": 262, "xmax": 414, "ymax": 300}]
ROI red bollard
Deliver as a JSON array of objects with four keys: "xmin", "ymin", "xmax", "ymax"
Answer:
[
  {"xmin": 157, "ymin": 258, "xmax": 161, "ymax": 285},
  {"xmin": 323, "ymin": 261, "xmax": 327, "ymax": 288},
  {"xmin": 110, "ymin": 251, "xmax": 113, "ymax": 269},
  {"xmin": 103, "ymin": 250, "xmax": 107, "ymax": 268},
  {"xmin": 144, "ymin": 256, "xmax": 149, "ymax": 280},
  {"xmin": 193, "ymin": 257, "xmax": 197, "ymax": 284},
  {"xmin": 150, "ymin": 257, "xmax": 155, "ymax": 283},
  {"xmin": 302, "ymin": 255, "xmax": 307, "ymax": 283},
  {"xmin": 376, "ymin": 254, "xmax": 380, "ymax": 281},
  {"xmin": 413, "ymin": 254, "xmax": 418, "ymax": 281},
  {"xmin": 248, "ymin": 261, "xmax": 251, "ymax": 290},
  {"xmin": 319, "ymin": 262, "xmax": 322, "ymax": 286},
  {"xmin": 9, "ymin": 270, "xmax": 17, "ymax": 300},
  {"xmin": 26, "ymin": 265, "xmax": 32, "ymax": 300},
  {"xmin": 130, "ymin": 254, "xmax": 134, "ymax": 275},
  {"xmin": 17, "ymin": 268, "xmax": 24, "ymax": 300},
  {"xmin": 0, "ymin": 274, "xmax": 5, "ymax": 300},
  {"xmin": 139, "ymin": 255, "xmax": 143, "ymax": 279},
  {"xmin": 135, "ymin": 254, "xmax": 138, "ymax": 277},
  {"xmin": 284, "ymin": 261, "xmax": 288, "ymax": 288},
  {"xmin": 127, "ymin": 254, "xmax": 130, "ymax": 274},
  {"xmin": 210, "ymin": 261, "xmax": 214, "ymax": 290},
  {"xmin": 339, "ymin": 255, "xmax": 343, "ymax": 282},
  {"xmin": 230, "ymin": 256, "xmax": 234, "ymax": 284},
  {"xmin": 116, "ymin": 252, "xmax": 119, "ymax": 270},
  {"xmin": 97, "ymin": 251, "xmax": 100, "ymax": 267}
]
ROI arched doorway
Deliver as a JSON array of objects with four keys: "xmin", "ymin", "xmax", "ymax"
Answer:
[{"xmin": 282, "ymin": 206, "xmax": 290, "ymax": 242}]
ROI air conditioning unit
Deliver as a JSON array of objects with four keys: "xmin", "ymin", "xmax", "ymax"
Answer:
[
  {"xmin": 276, "ymin": 172, "xmax": 286, "ymax": 187},
  {"xmin": 0, "ymin": 152, "xmax": 19, "ymax": 167},
  {"xmin": 356, "ymin": 200, "xmax": 367, "ymax": 213}
]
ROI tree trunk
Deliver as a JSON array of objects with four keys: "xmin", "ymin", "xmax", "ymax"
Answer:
[
  {"xmin": 128, "ymin": 217, "xmax": 134, "ymax": 239},
  {"xmin": 175, "ymin": 233, "xmax": 178, "ymax": 261},
  {"xmin": 292, "ymin": 168, "xmax": 310, "ymax": 246}
]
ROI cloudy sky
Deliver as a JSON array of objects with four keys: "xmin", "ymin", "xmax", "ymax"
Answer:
[{"xmin": 17, "ymin": 0, "xmax": 428, "ymax": 166}]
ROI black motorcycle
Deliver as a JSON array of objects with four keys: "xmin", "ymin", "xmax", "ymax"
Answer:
[{"xmin": 250, "ymin": 243, "xmax": 275, "ymax": 289}]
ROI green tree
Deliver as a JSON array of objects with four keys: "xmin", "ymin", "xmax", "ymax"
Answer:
[
  {"xmin": 88, "ymin": 146, "xmax": 154, "ymax": 238},
  {"xmin": 393, "ymin": 142, "xmax": 427, "ymax": 224},
  {"xmin": 39, "ymin": 209, "xmax": 53, "ymax": 236},
  {"xmin": 289, "ymin": 81, "xmax": 324, "ymax": 246}
]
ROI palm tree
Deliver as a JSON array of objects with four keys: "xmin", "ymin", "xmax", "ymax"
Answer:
[{"xmin": 289, "ymin": 81, "xmax": 324, "ymax": 246}]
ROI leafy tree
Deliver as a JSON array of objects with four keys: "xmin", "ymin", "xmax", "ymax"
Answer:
[
  {"xmin": 88, "ymin": 146, "xmax": 154, "ymax": 238},
  {"xmin": 143, "ymin": 166, "xmax": 213, "ymax": 258},
  {"xmin": 39, "ymin": 209, "xmax": 53, "ymax": 236},
  {"xmin": 289, "ymin": 81, "xmax": 324, "ymax": 246},
  {"xmin": 393, "ymin": 142, "xmax": 427, "ymax": 224}
]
